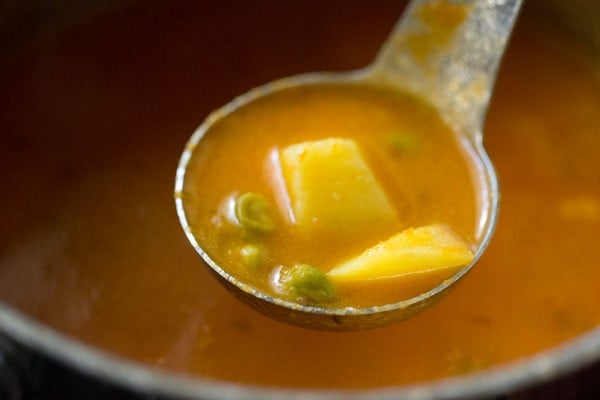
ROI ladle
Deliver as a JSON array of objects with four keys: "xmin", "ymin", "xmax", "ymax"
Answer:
[{"xmin": 175, "ymin": 0, "xmax": 521, "ymax": 331}]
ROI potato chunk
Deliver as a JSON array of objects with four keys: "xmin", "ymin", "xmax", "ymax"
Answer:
[
  {"xmin": 327, "ymin": 225, "xmax": 474, "ymax": 281},
  {"xmin": 279, "ymin": 138, "xmax": 397, "ymax": 236}
]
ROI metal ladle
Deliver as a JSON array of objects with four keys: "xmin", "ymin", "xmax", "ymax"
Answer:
[{"xmin": 175, "ymin": 0, "xmax": 521, "ymax": 331}]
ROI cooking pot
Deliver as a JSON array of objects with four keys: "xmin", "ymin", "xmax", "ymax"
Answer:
[{"xmin": 0, "ymin": 1, "xmax": 598, "ymax": 399}]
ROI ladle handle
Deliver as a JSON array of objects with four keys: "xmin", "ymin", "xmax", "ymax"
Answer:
[{"xmin": 370, "ymin": 0, "xmax": 522, "ymax": 143}]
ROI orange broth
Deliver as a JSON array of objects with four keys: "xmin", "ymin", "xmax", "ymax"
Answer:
[
  {"xmin": 0, "ymin": 1, "xmax": 598, "ymax": 390},
  {"xmin": 181, "ymin": 83, "xmax": 480, "ymax": 308}
]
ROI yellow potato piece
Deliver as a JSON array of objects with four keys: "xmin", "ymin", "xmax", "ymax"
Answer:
[
  {"xmin": 328, "ymin": 225, "xmax": 474, "ymax": 282},
  {"xmin": 279, "ymin": 138, "xmax": 397, "ymax": 236}
]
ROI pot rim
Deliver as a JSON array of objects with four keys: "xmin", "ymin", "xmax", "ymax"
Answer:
[{"xmin": 1, "ymin": 300, "xmax": 599, "ymax": 399}]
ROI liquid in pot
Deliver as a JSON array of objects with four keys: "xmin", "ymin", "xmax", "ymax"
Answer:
[{"xmin": 0, "ymin": 1, "xmax": 598, "ymax": 389}]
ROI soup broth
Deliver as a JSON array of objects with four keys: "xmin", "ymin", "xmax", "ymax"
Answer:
[
  {"xmin": 181, "ymin": 83, "xmax": 480, "ymax": 308},
  {"xmin": 0, "ymin": 1, "xmax": 598, "ymax": 389}
]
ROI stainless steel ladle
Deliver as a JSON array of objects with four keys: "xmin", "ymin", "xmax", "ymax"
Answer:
[{"xmin": 175, "ymin": 0, "xmax": 521, "ymax": 331}]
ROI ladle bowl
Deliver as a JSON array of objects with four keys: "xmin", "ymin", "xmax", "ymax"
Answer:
[{"xmin": 175, "ymin": 0, "xmax": 520, "ymax": 331}]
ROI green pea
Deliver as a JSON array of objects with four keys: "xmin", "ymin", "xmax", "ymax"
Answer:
[
  {"xmin": 235, "ymin": 192, "xmax": 276, "ymax": 234},
  {"xmin": 240, "ymin": 244, "xmax": 265, "ymax": 268},
  {"xmin": 280, "ymin": 264, "xmax": 335, "ymax": 304},
  {"xmin": 386, "ymin": 131, "xmax": 421, "ymax": 154}
]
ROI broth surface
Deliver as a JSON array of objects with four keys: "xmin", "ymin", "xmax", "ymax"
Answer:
[{"xmin": 0, "ymin": 1, "xmax": 599, "ymax": 389}]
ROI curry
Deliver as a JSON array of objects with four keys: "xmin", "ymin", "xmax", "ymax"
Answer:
[
  {"xmin": 0, "ymin": 1, "xmax": 598, "ymax": 390},
  {"xmin": 180, "ymin": 83, "xmax": 480, "ymax": 308}
]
